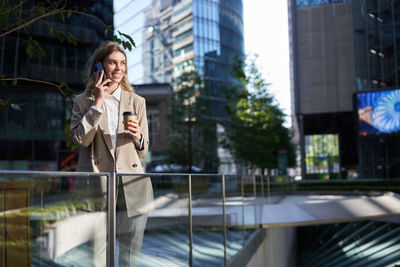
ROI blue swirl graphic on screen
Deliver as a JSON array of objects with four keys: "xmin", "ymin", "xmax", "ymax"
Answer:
[{"xmin": 373, "ymin": 90, "xmax": 400, "ymax": 132}]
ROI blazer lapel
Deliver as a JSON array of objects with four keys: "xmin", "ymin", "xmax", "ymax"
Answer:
[{"xmin": 98, "ymin": 103, "xmax": 115, "ymax": 157}]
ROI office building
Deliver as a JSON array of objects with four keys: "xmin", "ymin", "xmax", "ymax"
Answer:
[
  {"xmin": 0, "ymin": 1, "xmax": 114, "ymax": 170},
  {"xmin": 115, "ymin": 0, "xmax": 243, "ymax": 85},
  {"xmin": 115, "ymin": 0, "xmax": 244, "ymax": 171},
  {"xmin": 290, "ymin": 0, "xmax": 400, "ymax": 179},
  {"xmin": 352, "ymin": 0, "xmax": 400, "ymax": 178},
  {"xmin": 289, "ymin": 0, "xmax": 357, "ymax": 179}
]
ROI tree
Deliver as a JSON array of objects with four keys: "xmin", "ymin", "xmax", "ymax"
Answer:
[
  {"xmin": 222, "ymin": 56, "xmax": 295, "ymax": 174},
  {"xmin": 167, "ymin": 71, "xmax": 219, "ymax": 173}
]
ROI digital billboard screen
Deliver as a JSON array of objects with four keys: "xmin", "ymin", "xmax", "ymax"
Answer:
[{"xmin": 357, "ymin": 88, "xmax": 400, "ymax": 136}]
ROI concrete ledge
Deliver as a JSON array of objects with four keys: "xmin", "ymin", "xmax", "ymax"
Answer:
[
  {"xmin": 227, "ymin": 229, "xmax": 266, "ymax": 267},
  {"xmin": 261, "ymin": 192, "xmax": 400, "ymax": 227}
]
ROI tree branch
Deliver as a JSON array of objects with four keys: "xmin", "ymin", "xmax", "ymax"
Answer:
[
  {"xmin": 70, "ymin": 10, "xmax": 110, "ymax": 29},
  {"xmin": 0, "ymin": 8, "xmax": 64, "ymax": 38},
  {"xmin": 0, "ymin": 7, "xmax": 113, "ymax": 41},
  {"xmin": 0, "ymin": 77, "xmax": 67, "ymax": 98},
  {"xmin": 9, "ymin": 0, "xmax": 29, "ymax": 11}
]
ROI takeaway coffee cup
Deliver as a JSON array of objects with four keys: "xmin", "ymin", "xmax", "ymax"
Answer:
[{"xmin": 123, "ymin": 111, "xmax": 137, "ymax": 130}]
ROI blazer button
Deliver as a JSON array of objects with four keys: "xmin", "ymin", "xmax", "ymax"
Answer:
[{"xmin": 132, "ymin": 163, "xmax": 137, "ymax": 168}]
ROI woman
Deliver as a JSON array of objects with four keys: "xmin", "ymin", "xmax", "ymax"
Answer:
[{"xmin": 70, "ymin": 41, "xmax": 154, "ymax": 266}]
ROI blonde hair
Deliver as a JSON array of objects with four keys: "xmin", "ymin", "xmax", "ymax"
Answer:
[{"xmin": 84, "ymin": 41, "xmax": 134, "ymax": 95}]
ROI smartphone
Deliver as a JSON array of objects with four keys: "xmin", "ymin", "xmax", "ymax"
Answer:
[{"xmin": 92, "ymin": 62, "xmax": 107, "ymax": 81}]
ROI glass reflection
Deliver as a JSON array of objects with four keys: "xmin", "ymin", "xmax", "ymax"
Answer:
[{"xmin": 0, "ymin": 174, "xmax": 108, "ymax": 266}]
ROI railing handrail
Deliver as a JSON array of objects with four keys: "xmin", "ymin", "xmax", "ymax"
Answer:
[
  {"xmin": 0, "ymin": 170, "xmax": 110, "ymax": 176},
  {"xmin": 293, "ymin": 178, "xmax": 394, "ymax": 183},
  {"xmin": 0, "ymin": 170, "xmax": 223, "ymax": 177},
  {"xmin": 2, "ymin": 171, "xmax": 397, "ymax": 185}
]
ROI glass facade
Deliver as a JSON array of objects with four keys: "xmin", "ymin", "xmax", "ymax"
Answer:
[
  {"xmin": 296, "ymin": 0, "xmax": 351, "ymax": 6},
  {"xmin": 0, "ymin": 90, "xmax": 66, "ymax": 141},
  {"xmin": 353, "ymin": 0, "xmax": 400, "ymax": 91},
  {"xmin": 0, "ymin": 1, "xmax": 113, "ymax": 167},
  {"xmin": 193, "ymin": 0, "xmax": 244, "ymax": 79},
  {"xmin": 193, "ymin": 0, "xmax": 244, "ymax": 116},
  {"xmin": 352, "ymin": 0, "xmax": 400, "ymax": 178},
  {"xmin": 0, "ymin": 1, "xmax": 113, "ymax": 82},
  {"xmin": 114, "ymin": 0, "xmax": 243, "ymax": 172},
  {"xmin": 116, "ymin": 0, "xmax": 244, "ymax": 100}
]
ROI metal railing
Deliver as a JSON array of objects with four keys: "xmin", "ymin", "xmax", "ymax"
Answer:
[
  {"xmin": 0, "ymin": 170, "xmax": 275, "ymax": 267},
  {"xmin": 2, "ymin": 170, "xmax": 394, "ymax": 266}
]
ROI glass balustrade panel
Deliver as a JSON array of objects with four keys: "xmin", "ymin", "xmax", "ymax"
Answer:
[{"xmin": 0, "ymin": 172, "xmax": 109, "ymax": 266}]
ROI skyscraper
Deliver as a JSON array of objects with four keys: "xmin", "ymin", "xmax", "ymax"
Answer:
[
  {"xmin": 289, "ymin": 0, "xmax": 357, "ymax": 179},
  {"xmin": 115, "ymin": 0, "xmax": 244, "ymax": 171},
  {"xmin": 289, "ymin": 0, "xmax": 400, "ymax": 178},
  {"xmin": 115, "ymin": 0, "xmax": 243, "ymax": 86},
  {"xmin": 352, "ymin": 0, "xmax": 400, "ymax": 178}
]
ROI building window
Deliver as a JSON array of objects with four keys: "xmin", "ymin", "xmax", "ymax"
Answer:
[
  {"xmin": 173, "ymin": 2, "xmax": 192, "ymax": 18},
  {"xmin": 305, "ymin": 134, "xmax": 340, "ymax": 178},
  {"xmin": 175, "ymin": 29, "xmax": 192, "ymax": 43},
  {"xmin": 174, "ymin": 59, "xmax": 193, "ymax": 74},
  {"xmin": 173, "ymin": 43, "xmax": 193, "ymax": 58},
  {"xmin": 3, "ymin": 92, "xmax": 66, "ymax": 140},
  {"xmin": 353, "ymin": 0, "xmax": 400, "ymax": 91},
  {"xmin": 296, "ymin": 0, "xmax": 351, "ymax": 6}
]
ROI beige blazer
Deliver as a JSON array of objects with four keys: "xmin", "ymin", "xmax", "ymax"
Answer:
[{"xmin": 70, "ymin": 89, "xmax": 154, "ymax": 216}]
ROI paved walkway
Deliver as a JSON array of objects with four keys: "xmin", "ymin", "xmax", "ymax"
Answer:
[
  {"xmin": 261, "ymin": 192, "xmax": 400, "ymax": 227},
  {"xmin": 33, "ymin": 191, "xmax": 400, "ymax": 266}
]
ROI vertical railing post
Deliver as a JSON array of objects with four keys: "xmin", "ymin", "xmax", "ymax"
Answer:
[
  {"xmin": 2, "ymin": 189, "xmax": 7, "ymax": 266},
  {"xmin": 188, "ymin": 174, "xmax": 193, "ymax": 267},
  {"xmin": 241, "ymin": 175, "xmax": 245, "ymax": 247},
  {"xmin": 222, "ymin": 174, "xmax": 227, "ymax": 266},
  {"xmin": 267, "ymin": 173, "xmax": 271, "ymax": 204},
  {"xmin": 107, "ymin": 172, "xmax": 116, "ymax": 267},
  {"xmin": 253, "ymin": 175, "xmax": 257, "ymax": 226},
  {"xmin": 260, "ymin": 174, "xmax": 264, "ymax": 204}
]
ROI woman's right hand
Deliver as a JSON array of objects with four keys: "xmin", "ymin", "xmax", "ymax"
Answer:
[{"xmin": 93, "ymin": 70, "xmax": 111, "ymax": 108}]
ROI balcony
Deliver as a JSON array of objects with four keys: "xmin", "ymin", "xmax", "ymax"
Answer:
[{"xmin": 0, "ymin": 171, "xmax": 400, "ymax": 266}]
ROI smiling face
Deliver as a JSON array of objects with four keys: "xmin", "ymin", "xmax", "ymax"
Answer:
[{"xmin": 103, "ymin": 50, "xmax": 126, "ymax": 89}]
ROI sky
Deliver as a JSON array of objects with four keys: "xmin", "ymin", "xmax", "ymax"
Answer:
[{"xmin": 243, "ymin": 1, "xmax": 291, "ymax": 126}]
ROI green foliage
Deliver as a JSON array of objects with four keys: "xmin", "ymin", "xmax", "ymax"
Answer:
[
  {"xmin": 59, "ymin": 10, "xmax": 65, "ymax": 22},
  {"xmin": 167, "ymin": 71, "xmax": 219, "ymax": 172},
  {"xmin": 66, "ymin": 8, "xmax": 72, "ymax": 19},
  {"xmin": 222, "ymin": 56, "xmax": 295, "ymax": 172},
  {"xmin": 104, "ymin": 25, "xmax": 112, "ymax": 36},
  {"xmin": 0, "ymin": 96, "xmax": 25, "ymax": 112},
  {"xmin": 55, "ymin": 30, "xmax": 77, "ymax": 46},
  {"xmin": 295, "ymin": 179, "xmax": 400, "ymax": 194},
  {"xmin": 113, "ymin": 30, "xmax": 136, "ymax": 51},
  {"xmin": 305, "ymin": 134, "xmax": 339, "ymax": 157},
  {"xmin": 26, "ymin": 37, "xmax": 46, "ymax": 58}
]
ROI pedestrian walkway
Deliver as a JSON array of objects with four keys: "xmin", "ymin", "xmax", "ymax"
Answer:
[
  {"xmin": 30, "ymin": 191, "xmax": 400, "ymax": 266},
  {"xmin": 261, "ymin": 192, "xmax": 400, "ymax": 227}
]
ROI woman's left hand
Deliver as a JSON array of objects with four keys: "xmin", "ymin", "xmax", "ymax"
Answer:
[{"xmin": 127, "ymin": 119, "xmax": 141, "ymax": 141}]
